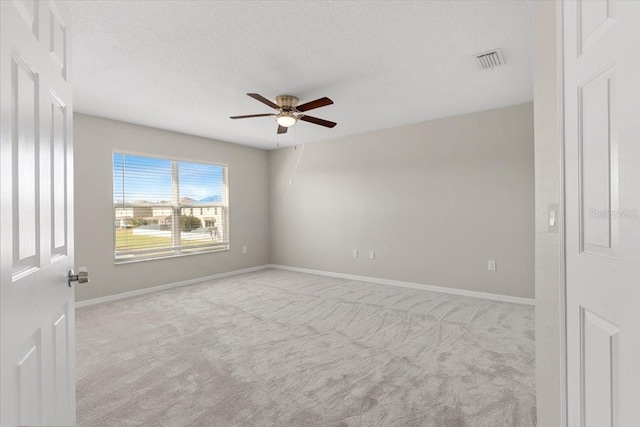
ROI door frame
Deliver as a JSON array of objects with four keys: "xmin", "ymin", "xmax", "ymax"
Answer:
[{"xmin": 558, "ymin": 1, "xmax": 568, "ymax": 426}]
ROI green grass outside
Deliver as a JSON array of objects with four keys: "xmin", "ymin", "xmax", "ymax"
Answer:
[{"xmin": 115, "ymin": 228, "xmax": 216, "ymax": 251}]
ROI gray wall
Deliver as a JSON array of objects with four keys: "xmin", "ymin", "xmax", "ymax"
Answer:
[
  {"xmin": 269, "ymin": 103, "xmax": 534, "ymax": 299},
  {"xmin": 74, "ymin": 114, "xmax": 269, "ymax": 302},
  {"xmin": 534, "ymin": 1, "xmax": 563, "ymax": 426}
]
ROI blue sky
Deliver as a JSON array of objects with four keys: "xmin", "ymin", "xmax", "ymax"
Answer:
[{"xmin": 113, "ymin": 154, "xmax": 224, "ymax": 203}]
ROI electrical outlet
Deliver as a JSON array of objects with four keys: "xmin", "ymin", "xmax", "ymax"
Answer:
[
  {"xmin": 242, "ymin": 246, "xmax": 247, "ymax": 254},
  {"xmin": 352, "ymin": 249, "xmax": 358, "ymax": 258},
  {"xmin": 369, "ymin": 250, "xmax": 375, "ymax": 260},
  {"xmin": 488, "ymin": 260, "xmax": 496, "ymax": 271}
]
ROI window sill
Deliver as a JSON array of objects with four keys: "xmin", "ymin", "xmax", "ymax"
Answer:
[{"xmin": 114, "ymin": 246, "xmax": 229, "ymax": 265}]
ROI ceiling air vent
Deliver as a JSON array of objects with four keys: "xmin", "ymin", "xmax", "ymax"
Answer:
[{"xmin": 475, "ymin": 48, "xmax": 505, "ymax": 70}]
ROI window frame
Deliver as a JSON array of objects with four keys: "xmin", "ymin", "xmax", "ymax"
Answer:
[{"xmin": 112, "ymin": 151, "xmax": 230, "ymax": 264}]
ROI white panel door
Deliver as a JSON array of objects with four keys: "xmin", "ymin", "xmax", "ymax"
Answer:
[
  {"xmin": 0, "ymin": 1, "xmax": 75, "ymax": 425},
  {"xmin": 564, "ymin": 0, "xmax": 640, "ymax": 426}
]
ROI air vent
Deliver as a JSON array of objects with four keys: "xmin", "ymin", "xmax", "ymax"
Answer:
[{"xmin": 475, "ymin": 49, "xmax": 505, "ymax": 70}]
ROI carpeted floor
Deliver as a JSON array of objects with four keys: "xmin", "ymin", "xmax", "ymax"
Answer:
[{"xmin": 76, "ymin": 269, "xmax": 535, "ymax": 427}]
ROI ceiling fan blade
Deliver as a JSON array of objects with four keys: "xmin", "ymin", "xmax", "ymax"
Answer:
[
  {"xmin": 296, "ymin": 97, "xmax": 333, "ymax": 112},
  {"xmin": 299, "ymin": 115, "xmax": 337, "ymax": 128},
  {"xmin": 230, "ymin": 113, "xmax": 275, "ymax": 119},
  {"xmin": 247, "ymin": 93, "xmax": 279, "ymax": 110},
  {"xmin": 277, "ymin": 125, "xmax": 288, "ymax": 134}
]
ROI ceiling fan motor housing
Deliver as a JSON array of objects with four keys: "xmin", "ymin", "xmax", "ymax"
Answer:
[{"xmin": 276, "ymin": 95, "xmax": 299, "ymax": 110}]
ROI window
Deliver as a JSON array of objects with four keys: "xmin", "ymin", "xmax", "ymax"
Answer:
[{"xmin": 113, "ymin": 153, "xmax": 229, "ymax": 263}]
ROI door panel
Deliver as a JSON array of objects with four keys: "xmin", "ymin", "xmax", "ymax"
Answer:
[
  {"xmin": 16, "ymin": 332, "xmax": 42, "ymax": 425},
  {"xmin": 577, "ymin": 0, "xmax": 615, "ymax": 55},
  {"xmin": 12, "ymin": 0, "xmax": 40, "ymax": 39},
  {"xmin": 52, "ymin": 304, "xmax": 71, "ymax": 423},
  {"xmin": 580, "ymin": 307, "xmax": 618, "ymax": 427},
  {"xmin": 1, "ymin": 1, "xmax": 75, "ymax": 425},
  {"xmin": 13, "ymin": 54, "xmax": 40, "ymax": 276},
  {"xmin": 48, "ymin": 2, "xmax": 67, "ymax": 79},
  {"xmin": 578, "ymin": 64, "xmax": 617, "ymax": 259},
  {"xmin": 50, "ymin": 93, "xmax": 67, "ymax": 259}
]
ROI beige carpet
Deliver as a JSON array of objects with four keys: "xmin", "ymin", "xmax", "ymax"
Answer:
[{"xmin": 76, "ymin": 269, "xmax": 535, "ymax": 427}]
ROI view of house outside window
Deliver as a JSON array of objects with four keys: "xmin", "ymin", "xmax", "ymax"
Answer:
[{"xmin": 113, "ymin": 153, "xmax": 229, "ymax": 263}]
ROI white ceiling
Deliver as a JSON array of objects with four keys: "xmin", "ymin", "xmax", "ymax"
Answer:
[{"xmin": 69, "ymin": 0, "xmax": 533, "ymax": 150}]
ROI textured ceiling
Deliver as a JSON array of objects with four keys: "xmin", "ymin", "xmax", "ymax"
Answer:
[{"xmin": 69, "ymin": 1, "xmax": 533, "ymax": 150}]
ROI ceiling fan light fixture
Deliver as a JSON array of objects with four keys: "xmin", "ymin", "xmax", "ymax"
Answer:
[{"xmin": 276, "ymin": 112, "xmax": 297, "ymax": 128}]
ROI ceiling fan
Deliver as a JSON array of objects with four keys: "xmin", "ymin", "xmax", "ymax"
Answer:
[{"xmin": 230, "ymin": 93, "xmax": 336, "ymax": 134}]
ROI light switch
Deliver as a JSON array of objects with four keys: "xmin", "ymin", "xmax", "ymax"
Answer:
[
  {"xmin": 369, "ymin": 250, "xmax": 375, "ymax": 260},
  {"xmin": 548, "ymin": 204, "xmax": 559, "ymax": 233},
  {"xmin": 488, "ymin": 260, "xmax": 496, "ymax": 271},
  {"xmin": 352, "ymin": 249, "xmax": 358, "ymax": 258}
]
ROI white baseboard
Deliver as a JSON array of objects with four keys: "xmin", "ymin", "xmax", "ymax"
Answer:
[
  {"xmin": 76, "ymin": 263, "xmax": 534, "ymax": 309},
  {"xmin": 75, "ymin": 265, "xmax": 271, "ymax": 308},
  {"xmin": 267, "ymin": 264, "xmax": 534, "ymax": 306}
]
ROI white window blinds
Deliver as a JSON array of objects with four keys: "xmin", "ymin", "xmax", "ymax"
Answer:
[{"xmin": 113, "ymin": 153, "xmax": 229, "ymax": 263}]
